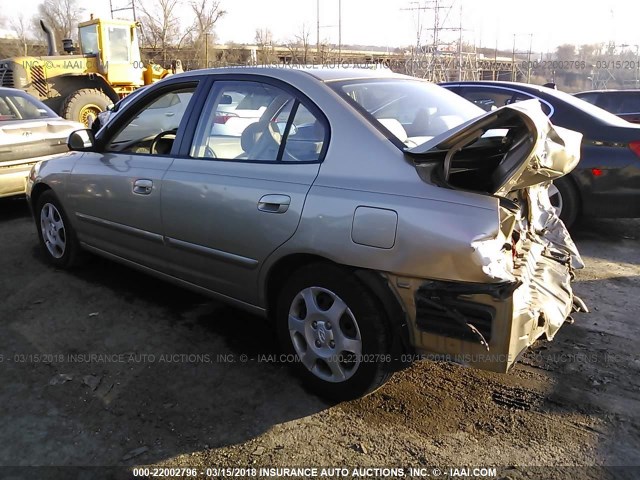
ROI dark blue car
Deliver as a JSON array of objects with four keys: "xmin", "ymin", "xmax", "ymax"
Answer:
[{"xmin": 441, "ymin": 81, "xmax": 640, "ymax": 227}]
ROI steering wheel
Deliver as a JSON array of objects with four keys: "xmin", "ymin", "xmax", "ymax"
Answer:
[{"xmin": 150, "ymin": 129, "xmax": 178, "ymax": 155}]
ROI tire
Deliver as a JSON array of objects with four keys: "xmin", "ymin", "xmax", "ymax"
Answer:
[
  {"xmin": 549, "ymin": 177, "xmax": 580, "ymax": 229},
  {"xmin": 61, "ymin": 89, "xmax": 112, "ymax": 127},
  {"xmin": 35, "ymin": 190, "xmax": 82, "ymax": 268},
  {"xmin": 276, "ymin": 263, "xmax": 393, "ymax": 401}
]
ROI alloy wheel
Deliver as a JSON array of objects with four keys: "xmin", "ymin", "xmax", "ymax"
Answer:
[{"xmin": 40, "ymin": 202, "xmax": 67, "ymax": 259}]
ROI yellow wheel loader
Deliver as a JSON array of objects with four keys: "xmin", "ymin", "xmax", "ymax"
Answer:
[{"xmin": 0, "ymin": 16, "xmax": 182, "ymax": 126}]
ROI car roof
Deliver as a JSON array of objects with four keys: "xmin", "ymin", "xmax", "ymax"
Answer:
[
  {"xmin": 440, "ymin": 80, "xmax": 636, "ymax": 129},
  {"xmin": 575, "ymin": 89, "xmax": 640, "ymax": 94},
  {"xmin": 177, "ymin": 66, "xmax": 411, "ymax": 83}
]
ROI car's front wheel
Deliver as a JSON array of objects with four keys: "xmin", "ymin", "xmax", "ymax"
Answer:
[
  {"xmin": 277, "ymin": 263, "xmax": 393, "ymax": 401},
  {"xmin": 35, "ymin": 190, "xmax": 82, "ymax": 268}
]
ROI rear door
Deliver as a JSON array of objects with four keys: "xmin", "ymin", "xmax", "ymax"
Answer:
[
  {"xmin": 66, "ymin": 80, "xmax": 201, "ymax": 270},
  {"xmin": 160, "ymin": 77, "xmax": 329, "ymax": 306}
]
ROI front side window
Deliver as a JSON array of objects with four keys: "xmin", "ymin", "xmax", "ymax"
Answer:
[
  {"xmin": 106, "ymin": 86, "xmax": 196, "ymax": 155},
  {"xmin": 331, "ymin": 79, "xmax": 483, "ymax": 147},
  {"xmin": 191, "ymin": 80, "xmax": 326, "ymax": 162},
  {"xmin": 79, "ymin": 25, "xmax": 99, "ymax": 55}
]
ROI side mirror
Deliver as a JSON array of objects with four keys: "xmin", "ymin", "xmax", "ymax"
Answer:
[{"xmin": 68, "ymin": 129, "xmax": 96, "ymax": 151}]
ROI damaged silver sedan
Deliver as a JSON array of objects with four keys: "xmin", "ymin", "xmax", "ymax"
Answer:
[{"xmin": 26, "ymin": 68, "xmax": 586, "ymax": 400}]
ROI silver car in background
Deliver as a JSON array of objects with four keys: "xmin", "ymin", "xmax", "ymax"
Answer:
[
  {"xmin": 26, "ymin": 67, "xmax": 587, "ymax": 400},
  {"xmin": 0, "ymin": 87, "xmax": 82, "ymax": 197}
]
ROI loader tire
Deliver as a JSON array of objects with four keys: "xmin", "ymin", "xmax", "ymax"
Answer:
[{"xmin": 62, "ymin": 89, "xmax": 111, "ymax": 127}]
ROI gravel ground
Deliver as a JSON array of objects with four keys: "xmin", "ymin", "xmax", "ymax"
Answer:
[{"xmin": 0, "ymin": 196, "xmax": 638, "ymax": 480}]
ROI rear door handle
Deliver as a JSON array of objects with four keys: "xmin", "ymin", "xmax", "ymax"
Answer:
[
  {"xmin": 258, "ymin": 194, "xmax": 291, "ymax": 213},
  {"xmin": 133, "ymin": 179, "xmax": 153, "ymax": 195}
]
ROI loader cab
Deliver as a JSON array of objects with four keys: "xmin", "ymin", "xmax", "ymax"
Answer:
[{"xmin": 77, "ymin": 18, "xmax": 144, "ymax": 87}]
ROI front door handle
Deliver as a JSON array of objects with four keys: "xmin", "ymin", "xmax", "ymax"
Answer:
[
  {"xmin": 258, "ymin": 194, "xmax": 291, "ymax": 213},
  {"xmin": 133, "ymin": 179, "xmax": 153, "ymax": 195}
]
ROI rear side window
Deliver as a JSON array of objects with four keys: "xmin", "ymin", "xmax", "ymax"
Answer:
[
  {"xmin": 190, "ymin": 80, "xmax": 326, "ymax": 163},
  {"xmin": 460, "ymin": 87, "xmax": 552, "ymax": 116},
  {"xmin": 332, "ymin": 79, "xmax": 483, "ymax": 147}
]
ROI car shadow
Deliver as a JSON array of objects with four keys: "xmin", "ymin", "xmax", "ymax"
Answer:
[
  {"xmin": 1, "ymin": 251, "xmax": 329, "ymax": 466},
  {"xmin": 0, "ymin": 196, "xmax": 31, "ymax": 221}
]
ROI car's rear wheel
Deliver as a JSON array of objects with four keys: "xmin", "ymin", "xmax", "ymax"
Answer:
[
  {"xmin": 549, "ymin": 177, "xmax": 580, "ymax": 228},
  {"xmin": 35, "ymin": 190, "xmax": 82, "ymax": 268},
  {"xmin": 276, "ymin": 263, "xmax": 392, "ymax": 401}
]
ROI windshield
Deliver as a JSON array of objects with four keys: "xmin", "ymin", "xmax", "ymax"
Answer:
[
  {"xmin": 0, "ymin": 92, "xmax": 57, "ymax": 122},
  {"xmin": 330, "ymin": 79, "xmax": 484, "ymax": 147}
]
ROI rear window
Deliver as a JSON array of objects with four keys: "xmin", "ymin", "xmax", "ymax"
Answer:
[
  {"xmin": 0, "ymin": 92, "xmax": 57, "ymax": 121},
  {"xmin": 330, "ymin": 79, "xmax": 484, "ymax": 148}
]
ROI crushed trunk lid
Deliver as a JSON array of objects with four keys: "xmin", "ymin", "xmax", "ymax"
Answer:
[{"xmin": 405, "ymin": 99, "xmax": 583, "ymax": 197}]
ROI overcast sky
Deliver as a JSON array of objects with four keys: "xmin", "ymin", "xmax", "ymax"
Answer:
[{"xmin": 1, "ymin": 0, "xmax": 639, "ymax": 54}]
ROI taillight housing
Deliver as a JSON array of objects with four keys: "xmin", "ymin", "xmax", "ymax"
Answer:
[
  {"xmin": 630, "ymin": 141, "xmax": 640, "ymax": 158},
  {"xmin": 214, "ymin": 111, "xmax": 238, "ymax": 124}
]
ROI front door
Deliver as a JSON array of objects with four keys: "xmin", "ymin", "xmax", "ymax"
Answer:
[
  {"xmin": 67, "ymin": 83, "xmax": 199, "ymax": 270},
  {"xmin": 160, "ymin": 79, "xmax": 328, "ymax": 306}
]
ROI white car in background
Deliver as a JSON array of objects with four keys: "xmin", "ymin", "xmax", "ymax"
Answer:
[
  {"xmin": 211, "ymin": 89, "xmax": 268, "ymax": 136},
  {"xmin": 0, "ymin": 87, "xmax": 82, "ymax": 197}
]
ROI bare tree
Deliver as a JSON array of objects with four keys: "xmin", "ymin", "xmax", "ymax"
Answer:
[
  {"xmin": 32, "ymin": 0, "xmax": 84, "ymax": 46},
  {"xmin": 295, "ymin": 23, "xmax": 311, "ymax": 64},
  {"xmin": 11, "ymin": 14, "xmax": 33, "ymax": 56},
  {"xmin": 138, "ymin": 0, "xmax": 190, "ymax": 65},
  {"xmin": 255, "ymin": 27, "xmax": 275, "ymax": 64},
  {"xmin": 189, "ymin": 0, "xmax": 226, "ymax": 68},
  {"xmin": 555, "ymin": 44, "xmax": 576, "ymax": 62},
  {"xmin": 285, "ymin": 25, "xmax": 311, "ymax": 65},
  {"xmin": 578, "ymin": 44, "xmax": 597, "ymax": 61}
]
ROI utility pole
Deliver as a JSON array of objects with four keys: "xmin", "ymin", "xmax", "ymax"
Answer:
[
  {"xmin": 338, "ymin": 0, "xmax": 342, "ymax": 61},
  {"xmin": 401, "ymin": 0, "xmax": 464, "ymax": 81},
  {"xmin": 317, "ymin": 0, "xmax": 320, "ymax": 58},
  {"xmin": 636, "ymin": 45, "xmax": 639, "ymax": 87},
  {"xmin": 109, "ymin": 0, "xmax": 137, "ymax": 21},
  {"xmin": 458, "ymin": 2, "xmax": 463, "ymax": 80},
  {"xmin": 205, "ymin": 32, "xmax": 209, "ymax": 68},
  {"xmin": 511, "ymin": 34, "xmax": 516, "ymax": 81},
  {"xmin": 526, "ymin": 33, "xmax": 533, "ymax": 83}
]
